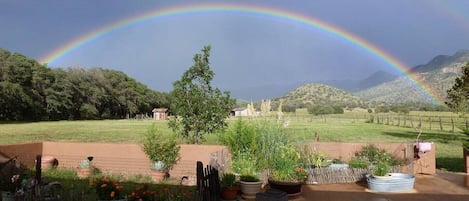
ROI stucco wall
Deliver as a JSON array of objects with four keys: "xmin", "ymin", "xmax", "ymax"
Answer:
[
  {"xmin": 0, "ymin": 141, "xmax": 435, "ymax": 180},
  {"xmin": 0, "ymin": 142, "xmax": 42, "ymax": 167}
]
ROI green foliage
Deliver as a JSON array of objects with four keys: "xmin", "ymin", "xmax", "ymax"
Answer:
[
  {"xmin": 307, "ymin": 104, "xmax": 343, "ymax": 115},
  {"xmin": 304, "ymin": 147, "xmax": 329, "ymax": 168},
  {"xmin": 275, "ymin": 83, "xmax": 367, "ymax": 110},
  {"xmin": 239, "ymin": 175, "xmax": 260, "ymax": 182},
  {"xmin": 169, "ymin": 45, "xmax": 235, "ymax": 144},
  {"xmin": 447, "ymin": 63, "xmax": 469, "ymax": 114},
  {"xmin": 460, "ymin": 127, "xmax": 469, "ymax": 150},
  {"xmin": 218, "ymin": 118, "xmax": 257, "ymax": 159},
  {"xmin": 348, "ymin": 158, "xmax": 369, "ymax": 169},
  {"xmin": 231, "ymin": 152, "xmax": 258, "ymax": 177},
  {"xmin": 0, "ymin": 48, "xmax": 170, "ymax": 121},
  {"xmin": 220, "ymin": 173, "xmax": 237, "ymax": 187},
  {"xmin": 142, "ymin": 124, "xmax": 180, "ymax": 170},
  {"xmin": 269, "ymin": 145, "xmax": 308, "ymax": 182},
  {"xmin": 351, "ymin": 144, "xmax": 403, "ymax": 169},
  {"xmin": 373, "ymin": 161, "xmax": 391, "ymax": 176},
  {"xmin": 79, "ymin": 159, "xmax": 91, "ymax": 169}
]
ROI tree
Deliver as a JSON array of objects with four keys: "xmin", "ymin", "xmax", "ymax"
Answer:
[
  {"xmin": 446, "ymin": 63, "xmax": 469, "ymax": 115},
  {"xmin": 169, "ymin": 45, "xmax": 235, "ymax": 144}
]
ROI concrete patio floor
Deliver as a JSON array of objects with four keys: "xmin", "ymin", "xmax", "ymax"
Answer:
[{"xmin": 295, "ymin": 172, "xmax": 469, "ymax": 201}]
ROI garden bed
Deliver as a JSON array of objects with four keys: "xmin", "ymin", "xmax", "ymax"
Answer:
[{"xmin": 306, "ymin": 166, "xmax": 402, "ymax": 184}]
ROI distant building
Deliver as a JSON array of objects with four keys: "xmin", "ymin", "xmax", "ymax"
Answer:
[
  {"xmin": 231, "ymin": 107, "xmax": 249, "ymax": 117},
  {"xmin": 152, "ymin": 108, "xmax": 168, "ymax": 120}
]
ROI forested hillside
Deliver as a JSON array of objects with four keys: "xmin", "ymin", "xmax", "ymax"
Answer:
[
  {"xmin": 273, "ymin": 83, "xmax": 368, "ymax": 109},
  {"xmin": 0, "ymin": 48, "xmax": 169, "ymax": 121}
]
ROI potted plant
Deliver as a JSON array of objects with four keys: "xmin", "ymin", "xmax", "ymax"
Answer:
[
  {"xmin": 239, "ymin": 174, "xmax": 262, "ymax": 200},
  {"xmin": 76, "ymin": 158, "xmax": 94, "ymax": 179},
  {"xmin": 268, "ymin": 145, "xmax": 307, "ymax": 199},
  {"xmin": 220, "ymin": 172, "xmax": 239, "ymax": 200},
  {"xmin": 372, "ymin": 160, "xmax": 391, "ymax": 178},
  {"xmin": 232, "ymin": 152, "xmax": 263, "ymax": 200},
  {"xmin": 142, "ymin": 123, "xmax": 180, "ymax": 182}
]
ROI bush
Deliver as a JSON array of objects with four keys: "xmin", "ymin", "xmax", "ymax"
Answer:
[
  {"xmin": 142, "ymin": 123, "xmax": 180, "ymax": 170},
  {"xmin": 348, "ymin": 158, "xmax": 369, "ymax": 169}
]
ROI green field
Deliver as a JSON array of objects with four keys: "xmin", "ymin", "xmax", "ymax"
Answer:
[{"xmin": 0, "ymin": 113, "xmax": 465, "ymax": 172}]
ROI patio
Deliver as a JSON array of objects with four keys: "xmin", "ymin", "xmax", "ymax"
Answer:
[{"xmin": 293, "ymin": 172, "xmax": 469, "ymax": 201}]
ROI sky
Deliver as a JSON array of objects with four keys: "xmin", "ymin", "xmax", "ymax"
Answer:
[{"xmin": 1, "ymin": 0, "xmax": 469, "ymax": 100}]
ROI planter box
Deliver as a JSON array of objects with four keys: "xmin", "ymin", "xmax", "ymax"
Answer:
[{"xmin": 366, "ymin": 173, "xmax": 415, "ymax": 192}]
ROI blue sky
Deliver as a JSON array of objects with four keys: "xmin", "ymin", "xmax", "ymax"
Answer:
[{"xmin": 1, "ymin": 0, "xmax": 469, "ymax": 100}]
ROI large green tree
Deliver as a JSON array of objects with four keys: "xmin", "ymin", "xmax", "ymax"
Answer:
[
  {"xmin": 446, "ymin": 62, "xmax": 469, "ymax": 115},
  {"xmin": 169, "ymin": 45, "xmax": 235, "ymax": 144}
]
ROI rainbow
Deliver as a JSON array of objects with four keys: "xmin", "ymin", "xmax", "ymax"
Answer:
[{"xmin": 39, "ymin": 3, "xmax": 443, "ymax": 104}]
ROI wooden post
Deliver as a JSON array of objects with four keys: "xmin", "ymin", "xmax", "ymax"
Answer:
[
  {"xmin": 410, "ymin": 116, "xmax": 414, "ymax": 128},
  {"xmin": 439, "ymin": 116, "xmax": 443, "ymax": 131},
  {"xmin": 404, "ymin": 115, "xmax": 407, "ymax": 127},
  {"xmin": 419, "ymin": 116, "xmax": 422, "ymax": 128},
  {"xmin": 397, "ymin": 115, "xmax": 400, "ymax": 127},
  {"xmin": 451, "ymin": 117, "xmax": 455, "ymax": 132},
  {"xmin": 429, "ymin": 117, "xmax": 432, "ymax": 130}
]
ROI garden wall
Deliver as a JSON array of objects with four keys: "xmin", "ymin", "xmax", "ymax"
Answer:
[
  {"xmin": 0, "ymin": 141, "xmax": 434, "ymax": 185},
  {"xmin": 0, "ymin": 142, "xmax": 42, "ymax": 167}
]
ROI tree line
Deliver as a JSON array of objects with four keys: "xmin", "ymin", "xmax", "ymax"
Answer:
[{"xmin": 0, "ymin": 48, "xmax": 170, "ymax": 121}]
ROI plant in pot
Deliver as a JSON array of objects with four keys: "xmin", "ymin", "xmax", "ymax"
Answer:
[
  {"xmin": 142, "ymin": 123, "xmax": 180, "ymax": 182},
  {"xmin": 372, "ymin": 160, "xmax": 391, "ymax": 178},
  {"xmin": 220, "ymin": 172, "xmax": 239, "ymax": 200},
  {"xmin": 268, "ymin": 145, "xmax": 307, "ymax": 199},
  {"xmin": 76, "ymin": 157, "xmax": 94, "ymax": 179},
  {"xmin": 232, "ymin": 152, "xmax": 262, "ymax": 200}
]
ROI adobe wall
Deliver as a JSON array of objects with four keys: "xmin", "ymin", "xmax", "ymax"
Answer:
[
  {"xmin": 0, "ymin": 142, "xmax": 42, "ymax": 167},
  {"xmin": 0, "ymin": 141, "xmax": 435, "ymax": 181},
  {"xmin": 41, "ymin": 142, "xmax": 228, "ymax": 179}
]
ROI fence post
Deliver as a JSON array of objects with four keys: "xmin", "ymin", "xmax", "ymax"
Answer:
[
  {"xmin": 439, "ymin": 116, "xmax": 443, "ymax": 131},
  {"xmin": 451, "ymin": 117, "xmax": 455, "ymax": 132},
  {"xmin": 410, "ymin": 116, "xmax": 414, "ymax": 128},
  {"xmin": 429, "ymin": 117, "xmax": 432, "ymax": 130}
]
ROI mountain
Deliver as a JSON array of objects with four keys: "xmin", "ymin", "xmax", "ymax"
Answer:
[
  {"xmin": 355, "ymin": 50, "xmax": 469, "ymax": 104},
  {"xmin": 273, "ymin": 83, "xmax": 367, "ymax": 108},
  {"xmin": 412, "ymin": 50, "xmax": 469, "ymax": 73},
  {"xmin": 319, "ymin": 70, "xmax": 397, "ymax": 92}
]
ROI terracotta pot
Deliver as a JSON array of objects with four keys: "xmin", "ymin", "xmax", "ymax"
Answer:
[
  {"xmin": 220, "ymin": 185, "xmax": 239, "ymax": 200},
  {"xmin": 239, "ymin": 181, "xmax": 263, "ymax": 199},
  {"xmin": 268, "ymin": 179, "xmax": 302, "ymax": 199},
  {"xmin": 76, "ymin": 167, "xmax": 93, "ymax": 179},
  {"xmin": 151, "ymin": 169, "xmax": 166, "ymax": 182}
]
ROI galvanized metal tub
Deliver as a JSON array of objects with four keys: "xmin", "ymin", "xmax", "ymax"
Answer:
[{"xmin": 367, "ymin": 173, "xmax": 415, "ymax": 192}]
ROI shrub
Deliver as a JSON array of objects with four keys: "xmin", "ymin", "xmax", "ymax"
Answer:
[
  {"xmin": 142, "ymin": 123, "xmax": 180, "ymax": 170},
  {"xmin": 220, "ymin": 173, "xmax": 237, "ymax": 187},
  {"xmin": 348, "ymin": 158, "xmax": 369, "ymax": 169}
]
